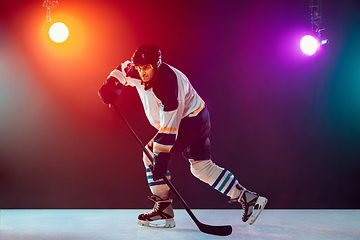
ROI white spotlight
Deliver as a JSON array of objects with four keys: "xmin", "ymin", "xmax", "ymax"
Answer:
[
  {"xmin": 49, "ymin": 22, "xmax": 69, "ymax": 43},
  {"xmin": 300, "ymin": 35, "xmax": 319, "ymax": 56}
]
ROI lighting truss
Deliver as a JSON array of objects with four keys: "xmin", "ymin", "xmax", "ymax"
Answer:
[
  {"xmin": 309, "ymin": 0, "xmax": 328, "ymax": 45},
  {"xmin": 43, "ymin": 0, "xmax": 59, "ymax": 22}
]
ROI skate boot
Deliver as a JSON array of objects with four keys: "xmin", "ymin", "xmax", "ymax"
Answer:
[
  {"xmin": 230, "ymin": 185, "xmax": 268, "ymax": 225},
  {"xmin": 138, "ymin": 195, "xmax": 175, "ymax": 228}
]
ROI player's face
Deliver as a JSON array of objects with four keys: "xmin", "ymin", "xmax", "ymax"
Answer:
[{"xmin": 135, "ymin": 64, "xmax": 155, "ymax": 83}]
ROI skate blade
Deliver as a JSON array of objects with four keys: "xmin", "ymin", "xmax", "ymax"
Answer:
[
  {"xmin": 246, "ymin": 196, "xmax": 268, "ymax": 225},
  {"xmin": 138, "ymin": 218, "xmax": 176, "ymax": 228}
]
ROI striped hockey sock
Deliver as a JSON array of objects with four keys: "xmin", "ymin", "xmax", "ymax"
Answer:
[
  {"xmin": 189, "ymin": 159, "xmax": 241, "ymax": 199},
  {"xmin": 146, "ymin": 167, "xmax": 171, "ymax": 200}
]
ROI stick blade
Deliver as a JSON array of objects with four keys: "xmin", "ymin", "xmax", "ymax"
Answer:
[{"xmin": 197, "ymin": 222, "xmax": 232, "ymax": 236}]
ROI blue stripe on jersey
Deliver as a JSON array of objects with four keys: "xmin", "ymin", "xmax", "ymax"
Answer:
[
  {"xmin": 154, "ymin": 132, "xmax": 176, "ymax": 145},
  {"xmin": 212, "ymin": 169, "xmax": 227, "ymax": 188}
]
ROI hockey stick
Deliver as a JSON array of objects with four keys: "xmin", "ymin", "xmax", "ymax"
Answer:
[{"xmin": 111, "ymin": 104, "xmax": 232, "ymax": 236}]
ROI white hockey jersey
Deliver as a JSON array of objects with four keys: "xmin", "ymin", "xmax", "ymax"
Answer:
[{"xmin": 108, "ymin": 61, "xmax": 205, "ymax": 159}]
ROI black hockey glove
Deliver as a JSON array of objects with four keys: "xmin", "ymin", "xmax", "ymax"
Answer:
[
  {"xmin": 152, "ymin": 155, "xmax": 171, "ymax": 181},
  {"xmin": 121, "ymin": 62, "xmax": 140, "ymax": 79},
  {"xmin": 98, "ymin": 77, "xmax": 123, "ymax": 105}
]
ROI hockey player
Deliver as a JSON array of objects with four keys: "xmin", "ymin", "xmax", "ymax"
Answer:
[{"xmin": 98, "ymin": 44, "xmax": 267, "ymax": 228}]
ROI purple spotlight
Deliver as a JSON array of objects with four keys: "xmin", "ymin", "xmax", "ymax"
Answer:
[{"xmin": 300, "ymin": 35, "xmax": 319, "ymax": 56}]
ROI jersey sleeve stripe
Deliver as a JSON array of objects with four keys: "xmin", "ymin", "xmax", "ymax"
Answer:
[
  {"xmin": 159, "ymin": 127, "xmax": 178, "ymax": 133},
  {"xmin": 187, "ymin": 100, "xmax": 205, "ymax": 117},
  {"xmin": 153, "ymin": 144, "xmax": 172, "ymax": 152}
]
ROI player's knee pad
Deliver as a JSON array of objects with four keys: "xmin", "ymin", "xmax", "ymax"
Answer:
[
  {"xmin": 189, "ymin": 159, "xmax": 219, "ymax": 182},
  {"xmin": 189, "ymin": 159, "xmax": 240, "ymax": 199}
]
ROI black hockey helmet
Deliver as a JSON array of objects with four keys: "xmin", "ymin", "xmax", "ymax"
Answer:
[{"xmin": 131, "ymin": 44, "xmax": 162, "ymax": 69}]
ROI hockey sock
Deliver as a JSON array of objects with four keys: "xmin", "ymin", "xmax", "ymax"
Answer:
[
  {"xmin": 143, "ymin": 145, "xmax": 170, "ymax": 200},
  {"xmin": 189, "ymin": 159, "xmax": 241, "ymax": 199},
  {"xmin": 146, "ymin": 167, "xmax": 171, "ymax": 200}
]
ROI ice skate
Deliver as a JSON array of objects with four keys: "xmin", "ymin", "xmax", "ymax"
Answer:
[
  {"xmin": 230, "ymin": 185, "xmax": 268, "ymax": 225},
  {"xmin": 138, "ymin": 195, "xmax": 175, "ymax": 228}
]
